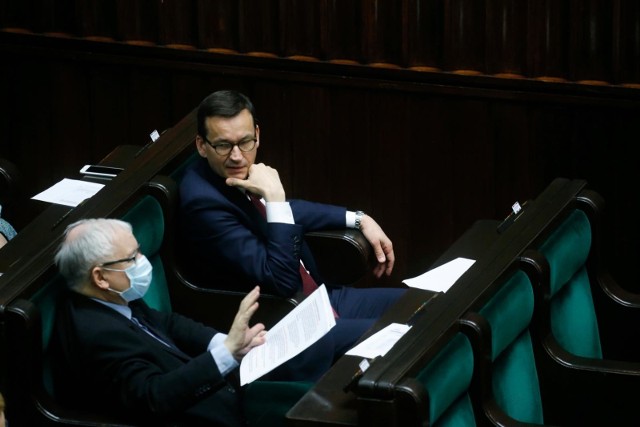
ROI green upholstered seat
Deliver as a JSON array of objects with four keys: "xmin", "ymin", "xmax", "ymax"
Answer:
[
  {"xmin": 538, "ymin": 209, "xmax": 602, "ymax": 359},
  {"xmin": 416, "ymin": 332, "xmax": 476, "ymax": 427},
  {"xmin": 479, "ymin": 269, "xmax": 544, "ymax": 424},
  {"xmin": 32, "ymin": 274, "xmax": 65, "ymax": 399},
  {"xmin": 121, "ymin": 194, "xmax": 172, "ymax": 313}
]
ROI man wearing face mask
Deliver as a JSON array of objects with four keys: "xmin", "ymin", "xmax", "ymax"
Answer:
[{"xmin": 50, "ymin": 218, "xmax": 266, "ymax": 427}]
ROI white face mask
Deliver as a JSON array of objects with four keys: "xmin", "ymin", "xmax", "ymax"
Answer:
[{"xmin": 104, "ymin": 255, "xmax": 153, "ymax": 302}]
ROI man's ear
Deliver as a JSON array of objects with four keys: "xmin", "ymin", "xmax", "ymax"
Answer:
[
  {"xmin": 91, "ymin": 266, "xmax": 111, "ymax": 291},
  {"xmin": 195, "ymin": 135, "xmax": 208, "ymax": 158},
  {"xmin": 255, "ymin": 125, "xmax": 260, "ymax": 149}
]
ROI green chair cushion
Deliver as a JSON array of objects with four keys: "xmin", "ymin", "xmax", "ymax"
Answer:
[
  {"xmin": 539, "ymin": 209, "xmax": 602, "ymax": 359},
  {"xmin": 416, "ymin": 332, "xmax": 475, "ymax": 426},
  {"xmin": 550, "ymin": 266, "xmax": 602, "ymax": 359},
  {"xmin": 539, "ymin": 209, "xmax": 591, "ymax": 297},
  {"xmin": 492, "ymin": 330, "xmax": 543, "ymax": 424},
  {"xmin": 479, "ymin": 270, "xmax": 543, "ymax": 424},
  {"xmin": 121, "ymin": 195, "xmax": 172, "ymax": 313},
  {"xmin": 435, "ymin": 393, "xmax": 476, "ymax": 427},
  {"xmin": 480, "ymin": 270, "xmax": 534, "ymax": 359}
]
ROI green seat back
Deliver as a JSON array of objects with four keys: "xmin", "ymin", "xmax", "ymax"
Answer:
[
  {"xmin": 170, "ymin": 150, "xmax": 198, "ymax": 184},
  {"xmin": 121, "ymin": 195, "xmax": 172, "ymax": 313},
  {"xmin": 32, "ymin": 273, "xmax": 66, "ymax": 397},
  {"xmin": 538, "ymin": 209, "xmax": 602, "ymax": 359},
  {"xmin": 479, "ymin": 270, "xmax": 544, "ymax": 424},
  {"xmin": 416, "ymin": 332, "xmax": 476, "ymax": 427}
]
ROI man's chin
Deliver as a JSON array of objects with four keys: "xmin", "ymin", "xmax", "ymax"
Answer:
[{"xmin": 225, "ymin": 169, "xmax": 247, "ymax": 180}]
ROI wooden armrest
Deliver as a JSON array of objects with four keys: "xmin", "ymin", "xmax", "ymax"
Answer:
[
  {"xmin": 305, "ymin": 229, "xmax": 374, "ymax": 286},
  {"xmin": 169, "ymin": 270, "xmax": 298, "ymax": 331}
]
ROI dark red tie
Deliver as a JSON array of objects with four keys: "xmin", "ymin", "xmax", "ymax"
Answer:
[{"xmin": 247, "ymin": 192, "xmax": 338, "ymax": 317}]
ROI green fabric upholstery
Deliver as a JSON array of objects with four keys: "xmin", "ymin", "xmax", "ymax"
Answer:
[
  {"xmin": 121, "ymin": 195, "xmax": 172, "ymax": 314},
  {"xmin": 243, "ymin": 381, "xmax": 314, "ymax": 427},
  {"xmin": 479, "ymin": 270, "xmax": 544, "ymax": 424},
  {"xmin": 539, "ymin": 210, "xmax": 592, "ymax": 297},
  {"xmin": 32, "ymin": 274, "xmax": 66, "ymax": 397},
  {"xmin": 538, "ymin": 209, "xmax": 602, "ymax": 359},
  {"xmin": 416, "ymin": 332, "xmax": 476, "ymax": 426},
  {"xmin": 170, "ymin": 150, "xmax": 198, "ymax": 183}
]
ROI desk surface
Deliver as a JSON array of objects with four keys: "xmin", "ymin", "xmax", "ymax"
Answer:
[
  {"xmin": 286, "ymin": 287, "xmax": 436, "ymax": 427},
  {"xmin": 286, "ymin": 219, "xmax": 500, "ymax": 426},
  {"xmin": 0, "ymin": 145, "xmax": 141, "ymax": 273}
]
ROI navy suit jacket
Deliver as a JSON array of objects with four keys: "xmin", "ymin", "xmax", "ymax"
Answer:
[
  {"xmin": 178, "ymin": 158, "xmax": 347, "ymax": 297},
  {"xmin": 50, "ymin": 291, "xmax": 244, "ymax": 427}
]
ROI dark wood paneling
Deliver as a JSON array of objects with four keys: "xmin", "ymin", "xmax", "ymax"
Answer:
[
  {"xmin": 37, "ymin": 0, "xmax": 76, "ymax": 36},
  {"xmin": 279, "ymin": 0, "xmax": 322, "ymax": 60},
  {"xmin": 569, "ymin": 0, "xmax": 612, "ymax": 84},
  {"xmin": 2, "ymin": 0, "xmax": 639, "ymax": 86},
  {"xmin": 238, "ymin": 0, "xmax": 280, "ymax": 56},
  {"xmin": 321, "ymin": 0, "xmax": 362, "ymax": 63},
  {"xmin": 486, "ymin": 0, "xmax": 527, "ymax": 77},
  {"xmin": 2, "ymin": 33, "xmax": 640, "ymax": 295},
  {"xmin": 613, "ymin": 0, "xmax": 640, "ymax": 86},
  {"xmin": 158, "ymin": 0, "xmax": 197, "ymax": 48},
  {"xmin": 527, "ymin": 0, "xmax": 569, "ymax": 81},
  {"xmin": 196, "ymin": 0, "xmax": 238, "ymax": 52},
  {"xmin": 75, "ymin": 0, "xmax": 117, "ymax": 41},
  {"xmin": 404, "ymin": 0, "xmax": 444, "ymax": 70},
  {"xmin": 116, "ymin": 0, "xmax": 158, "ymax": 45},
  {"xmin": 361, "ymin": 0, "xmax": 403, "ymax": 66},
  {"xmin": 444, "ymin": 0, "xmax": 486, "ymax": 74}
]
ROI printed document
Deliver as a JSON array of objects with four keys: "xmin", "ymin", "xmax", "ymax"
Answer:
[
  {"xmin": 240, "ymin": 284, "xmax": 336, "ymax": 385},
  {"xmin": 402, "ymin": 257, "xmax": 475, "ymax": 293},
  {"xmin": 345, "ymin": 323, "xmax": 412, "ymax": 359},
  {"xmin": 32, "ymin": 178, "xmax": 104, "ymax": 207}
]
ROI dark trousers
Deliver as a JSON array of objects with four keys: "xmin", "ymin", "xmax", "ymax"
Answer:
[{"xmin": 266, "ymin": 286, "xmax": 406, "ymax": 382}]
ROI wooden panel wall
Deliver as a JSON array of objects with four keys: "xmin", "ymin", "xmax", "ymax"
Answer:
[
  {"xmin": 1, "ymin": 0, "xmax": 640, "ymax": 85},
  {"xmin": 1, "ymin": 4, "xmax": 640, "ymax": 293}
]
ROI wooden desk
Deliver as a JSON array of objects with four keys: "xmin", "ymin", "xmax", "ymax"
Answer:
[
  {"xmin": 286, "ymin": 220, "xmax": 498, "ymax": 426},
  {"xmin": 286, "ymin": 287, "xmax": 435, "ymax": 427},
  {"xmin": 0, "ymin": 108, "xmax": 197, "ymax": 309},
  {"xmin": 287, "ymin": 178, "xmax": 590, "ymax": 427},
  {"xmin": 0, "ymin": 145, "xmax": 140, "ymax": 273}
]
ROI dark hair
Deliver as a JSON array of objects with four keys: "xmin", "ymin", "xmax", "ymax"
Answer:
[{"xmin": 197, "ymin": 90, "xmax": 257, "ymax": 138}]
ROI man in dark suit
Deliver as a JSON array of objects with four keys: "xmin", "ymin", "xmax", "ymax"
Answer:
[
  {"xmin": 50, "ymin": 218, "xmax": 266, "ymax": 427},
  {"xmin": 178, "ymin": 90, "xmax": 406, "ymax": 381}
]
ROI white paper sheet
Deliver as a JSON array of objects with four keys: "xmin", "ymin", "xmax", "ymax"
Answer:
[
  {"xmin": 345, "ymin": 322, "xmax": 412, "ymax": 359},
  {"xmin": 31, "ymin": 178, "xmax": 104, "ymax": 207},
  {"xmin": 240, "ymin": 284, "xmax": 336, "ymax": 385},
  {"xmin": 402, "ymin": 257, "xmax": 476, "ymax": 293}
]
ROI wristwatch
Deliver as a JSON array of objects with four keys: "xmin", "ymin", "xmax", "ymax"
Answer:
[{"xmin": 355, "ymin": 210, "xmax": 365, "ymax": 230}]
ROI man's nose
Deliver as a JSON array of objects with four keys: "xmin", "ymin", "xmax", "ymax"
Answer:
[{"xmin": 229, "ymin": 144, "xmax": 243, "ymax": 159}]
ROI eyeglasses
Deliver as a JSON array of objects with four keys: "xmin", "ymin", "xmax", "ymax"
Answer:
[
  {"xmin": 100, "ymin": 248, "xmax": 140, "ymax": 268},
  {"xmin": 203, "ymin": 135, "xmax": 257, "ymax": 156}
]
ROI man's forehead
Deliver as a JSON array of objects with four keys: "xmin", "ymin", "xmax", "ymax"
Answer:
[{"xmin": 204, "ymin": 110, "xmax": 255, "ymax": 134}]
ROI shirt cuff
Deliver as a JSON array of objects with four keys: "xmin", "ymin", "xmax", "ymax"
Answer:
[
  {"xmin": 208, "ymin": 333, "xmax": 239, "ymax": 377},
  {"xmin": 346, "ymin": 210, "xmax": 357, "ymax": 228},
  {"xmin": 266, "ymin": 201, "xmax": 295, "ymax": 224}
]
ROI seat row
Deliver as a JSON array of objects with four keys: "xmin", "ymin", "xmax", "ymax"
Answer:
[
  {"xmin": 0, "ymin": 110, "xmax": 378, "ymax": 426},
  {"xmin": 342, "ymin": 178, "xmax": 640, "ymax": 426}
]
